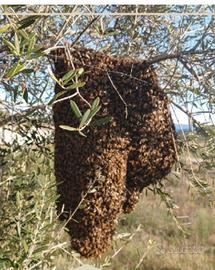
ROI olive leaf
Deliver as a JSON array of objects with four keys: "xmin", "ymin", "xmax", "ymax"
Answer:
[
  {"xmin": 27, "ymin": 34, "xmax": 36, "ymax": 56},
  {"xmin": 48, "ymin": 90, "xmax": 68, "ymax": 105},
  {"xmin": 48, "ymin": 68, "xmax": 61, "ymax": 85},
  {"xmin": 5, "ymin": 62, "xmax": 26, "ymax": 79},
  {"xmin": 66, "ymin": 81, "xmax": 86, "ymax": 90},
  {"xmin": 61, "ymin": 70, "xmax": 76, "ymax": 85},
  {"xmin": 88, "ymin": 105, "xmax": 101, "ymax": 120},
  {"xmin": 18, "ymin": 15, "xmax": 40, "ymax": 29},
  {"xmin": 70, "ymin": 100, "xmax": 82, "ymax": 119},
  {"xmin": 91, "ymin": 97, "xmax": 100, "ymax": 110},
  {"xmin": 91, "ymin": 116, "xmax": 113, "ymax": 127},
  {"xmin": 14, "ymin": 33, "xmax": 20, "ymax": 55},
  {"xmin": 79, "ymin": 109, "xmax": 91, "ymax": 128},
  {"xmin": 3, "ymin": 38, "xmax": 16, "ymax": 54},
  {"xmin": 0, "ymin": 24, "xmax": 10, "ymax": 33},
  {"xmin": 59, "ymin": 125, "xmax": 77, "ymax": 131}
]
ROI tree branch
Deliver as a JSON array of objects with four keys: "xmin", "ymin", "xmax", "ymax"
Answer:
[
  {"xmin": 171, "ymin": 100, "xmax": 208, "ymax": 135},
  {"xmin": 71, "ymin": 5, "xmax": 108, "ymax": 46},
  {"xmin": 0, "ymin": 104, "xmax": 47, "ymax": 127},
  {"xmin": 148, "ymin": 48, "xmax": 215, "ymax": 65}
]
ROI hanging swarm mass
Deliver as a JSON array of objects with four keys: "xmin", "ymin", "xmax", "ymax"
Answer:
[{"xmin": 52, "ymin": 45, "xmax": 177, "ymax": 258}]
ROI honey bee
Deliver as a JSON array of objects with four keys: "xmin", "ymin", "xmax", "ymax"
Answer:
[{"xmin": 52, "ymin": 45, "xmax": 177, "ymax": 258}]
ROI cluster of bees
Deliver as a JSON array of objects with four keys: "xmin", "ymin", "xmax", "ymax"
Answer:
[{"xmin": 52, "ymin": 45, "xmax": 177, "ymax": 258}]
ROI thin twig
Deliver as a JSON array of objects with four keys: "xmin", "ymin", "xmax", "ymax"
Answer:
[
  {"xmin": 148, "ymin": 48, "xmax": 215, "ymax": 65},
  {"xmin": 0, "ymin": 104, "xmax": 47, "ymax": 127},
  {"xmin": 71, "ymin": 5, "xmax": 108, "ymax": 47},
  {"xmin": 107, "ymin": 71, "xmax": 128, "ymax": 118},
  {"xmin": 171, "ymin": 100, "xmax": 207, "ymax": 135},
  {"xmin": 52, "ymin": 92, "xmax": 78, "ymax": 105},
  {"xmin": 65, "ymin": 44, "xmax": 91, "ymax": 108},
  {"xmin": 58, "ymin": 172, "xmax": 101, "ymax": 236}
]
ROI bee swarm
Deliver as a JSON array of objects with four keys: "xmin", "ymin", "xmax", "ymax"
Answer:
[{"xmin": 52, "ymin": 46, "xmax": 177, "ymax": 258}]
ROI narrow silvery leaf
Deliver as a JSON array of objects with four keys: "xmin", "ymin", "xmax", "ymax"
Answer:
[
  {"xmin": 27, "ymin": 34, "xmax": 36, "ymax": 55},
  {"xmin": 59, "ymin": 125, "xmax": 77, "ymax": 131},
  {"xmin": 0, "ymin": 24, "xmax": 10, "ymax": 33},
  {"xmin": 3, "ymin": 38, "xmax": 16, "ymax": 53},
  {"xmin": 91, "ymin": 97, "xmax": 100, "ymax": 110},
  {"xmin": 48, "ymin": 90, "xmax": 67, "ymax": 105},
  {"xmin": 88, "ymin": 105, "xmax": 101, "ymax": 120},
  {"xmin": 79, "ymin": 109, "xmax": 91, "ymax": 128},
  {"xmin": 48, "ymin": 68, "xmax": 61, "ymax": 85},
  {"xmin": 5, "ymin": 62, "xmax": 25, "ymax": 79},
  {"xmin": 70, "ymin": 100, "xmax": 82, "ymax": 119},
  {"xmin": 14, "ymin": 33, "xmax": 20, "ymax": 55},
  {"xmin": 62, "ymin": 69, "xmax": 76, "ymax": 84},
  {"xmin": 66, "ymin": 81, "xmax": 86, "ymax": 90}
]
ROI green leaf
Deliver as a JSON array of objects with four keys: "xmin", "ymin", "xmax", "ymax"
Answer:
[
  {"xmin": 70, "ymin": 100, "xmax": 82, "ymax": 119},
  {"xmin": 21, "ymin": 68, "xmax": 35, "ymax": 74},
  {"xmin": 21, "ymin": 240, "xmax": 28, "ymax": 253},
  {"xmin": 59, "ymin": 125, "xmax": 77, "ymax": 132},
  {"xmin": 61, "ymin": 70, "xmax": 76, "ymax": 84},
  {"xmin": 27, "ymin": 34, "xmax": 36, "ymax": 55},
  {"xmin": 76, "ymin": 67, "xmax": 84, "ymax": 76},
  {"xmin": 78, "ymin": 130, "xmax": 87, "ymax": 137},
  {"xmin": 5, "ymin": 62, "xmax": 26, "ymax": 79},
  {"xmin": 22, "ymin": 88, "xmax": 28, "ymax": 103},
  {"xmin": 88, "ymin": 105, "xmax": 101, "ymax": 120},
  {"xmin": 16, "ymin": 191, "xmax": 21, "ymax": 207},
  {"xmin": 3, "ymin": 38, "xmax": 16, "ymax": 53},
  {"xmin": 79, "ymin": 109, "xmax": 91, "ymax": 128},
  {"xmin": 92, "ymin": 116, "xmax": 113, "ymax": 126},
  {"xmin": 91, "ymin": 97, "xmax": 100, "ymax": 110},
  {"xmin": 88, "ymin": 188, "xmax": 97, "ymax": 193},
  {"xmin": 48, "ymin": 90, "xmax": 67, "ymax": 105},
  {"xmin": 18, "ymin": 15, "xmax": 39, "ymax": 29},
  {"xmin": 14, "ymin": 33, "xmax": 20, "ymax": 55},
  {"xmin": 48, "ymin": 68, "xmax": 61, "ymax": 85},
  {"xmin": 66, "ymin": 81, "xmax": 86, "ymax": 90},
  {"xmin": 0, "ymin": 24, "xmax": 10, "ymax": 33},
  {"xmin": 18, "ymin": 29, "xmax": 29, "ymax": 40}
]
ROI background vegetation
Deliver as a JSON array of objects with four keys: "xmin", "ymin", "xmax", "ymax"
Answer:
[{"xmin": 0, "ymin": 5, "xmax": 215, "ymax": 270}]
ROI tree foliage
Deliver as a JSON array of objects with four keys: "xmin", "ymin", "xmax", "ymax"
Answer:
[{"xmin": 0, "ymin": 4, "xmax": 215, "ymax": 269}]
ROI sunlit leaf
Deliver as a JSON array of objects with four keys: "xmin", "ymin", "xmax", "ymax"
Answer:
[
  {"xmin": 61, "ymin": 70, "xmax": 76, "ymax": 84},
  {"xmin": 14, "ymin": 33, "xmax": 20, "ymax": 55},
  {"xmin": 79, "ymin": 109, "xmax": 91, "ymax": 128},
  {"xmin": 66, "ymin": 81, "xmax": 86, "ymax": 90},
  {"xmin": 59, "ymin": 125, "xmax": 77, "ymax": 131},
  {"xmin": 70, "ymin": 100, "xmax": 82, "ymax": 119},
  {"xmin": 18, "ymin": 29, "xmax": 29, "ymax": 40},
  {"xmin": 78, "ymin": 130, "xmax": 87, "ymax": 137},
  {"xmin": 5, "ymin": 62, "xmax": 26, "ymax": 79},
  {"xmin": 91, "ymin": 97, "xmax": 100, "ymax": 110},
  {"xmin": 3, "ymin": 38, "xmax": 16, "ymax": 54},
  {"xmin": 27, "ymin": 34, "xmax": 36, "ymax": 56},
  {"xmin": 48, "ymin": 68, "xmax": 61, "ymax": 85},
  {"xmin": 0, "ymin": 24, "xmax": 10, "ymax": 33},
  {"xmin": 48, "ymin": 90, "xmax": 67, "ymax": 105},
  {"xmin": 76, "ymin": 67, "xmax": 84, "ymax": 76},
  {"xmin": 21, "ymin": 239, "xmax": 28, "ymax": 253},
  {"xmin": 88, "ymin": 105, "xmax": 101, "ymax": 120}
]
